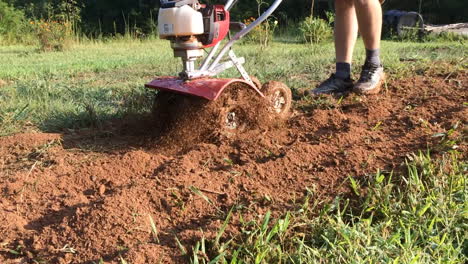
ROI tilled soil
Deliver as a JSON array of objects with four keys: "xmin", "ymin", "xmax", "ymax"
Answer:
[{"xmin": 0, "ymin": 72, "xmax": 466, "ymax": 263}]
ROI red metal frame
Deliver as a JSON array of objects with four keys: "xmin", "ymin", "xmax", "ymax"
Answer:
[
  {"xmin": 202, "ymin": 5, "xmax": 230, "ymax": 48},
  {"xmin": 145, "ymin": 77, "xmax": 264, "ymax": 101}
]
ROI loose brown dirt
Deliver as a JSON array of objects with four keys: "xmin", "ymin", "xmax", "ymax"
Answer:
[{"xmin": 0, "ymin": 72, "xmax": 466, "ymax": 264}]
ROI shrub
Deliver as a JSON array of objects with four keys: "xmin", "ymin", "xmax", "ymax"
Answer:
[
  {"xmin": 0, "ymin": 0, "xmax": 28, "ymax": 43},
  {"xmin": 299, "ymin": 15, "xmax": 333, "ymax": 44},
  {"xmin": 243, "ymin": 16, "xmax": 278, "ymax": 48},
  {"xmin": 32, "ymin": 19, "xmax": 73, "ymax": 51}
]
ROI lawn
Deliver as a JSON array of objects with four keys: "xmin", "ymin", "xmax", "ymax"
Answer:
[{"xmin": 0, "ymin": 39, "xmax": 466, "ymax": 135}]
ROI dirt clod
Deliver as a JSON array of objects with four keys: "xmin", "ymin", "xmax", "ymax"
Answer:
[{"xmin": 98, "ymin": 185, "xmax": 106, "ymax": 196}]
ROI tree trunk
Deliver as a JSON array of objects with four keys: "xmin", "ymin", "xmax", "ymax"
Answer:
[{"xmin": 311, "ymin": 0, "xmax": 315, "ymax": 17}]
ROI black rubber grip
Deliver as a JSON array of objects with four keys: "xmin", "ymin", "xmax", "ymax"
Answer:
[{"xmin": 161, "ymin": 3, "xmax": 176, "ymax": 8}]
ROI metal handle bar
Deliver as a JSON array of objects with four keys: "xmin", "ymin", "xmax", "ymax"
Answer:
[
  {"xmin": 199, "ymin": 0, "xmax": 239, "ymax": 70},
  {"xmin": 230, "ymin": 0, "xmax": 282, "ymax": 41},
  {"xmin": 202, "ymin": 0, "xmax": 283, "ymax": 71},
  {"xmin": 224, "ymin": 0, "xmax": 238, "ymax": 11}
]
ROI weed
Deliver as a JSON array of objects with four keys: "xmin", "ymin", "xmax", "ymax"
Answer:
[
  {"xmin": 92, "ymin": 258, "xmax": 105, "ymax": 264},
  {"xmin": 432, "ymin": 122, "xmax": 464, "ymax": 152},
  {"xmin": 371, "ymin": 121, "xmax": 383, "ymax": 131},
  {"xmin": 7, "ymin": 245, "xmax": 23, "ymax": 256},
  {"xmin": 223, "ymin": 158, "xmax": 234, "ymax": 166},
  {"xmin": 348, "ymin": 176, "xmax": 361, "ymax": 196},
  {"xmin": 299, "ymin": 13, "xmax": 333, "ymax": 44},
  {"xmin": 119, "ymin": 255, "xmax": 128, "ymax": 264},
  {"xmin": 169, "ymin": 189, "xmax": 185, "ymax": 210},
  {"xmin": 148, "ymin": 214, "xmax": 160, "ymax": 244},
  {"xmin": 175, "ymin": 236, "xmax": 188, "ymax": 256},
  {"xmin": 186, "ymin": 151, "xmax": 467, "ymax": 263},
  {"xmin": 28, "ymin": 139, "xmax": 62, "ymax": 162},
  {"xmin": 32, "ymin": 19, "xmax": 74, "ymax": 52},
  {"xmin": 0, "ymin": 1, "xmax": 32, "ymax": 44},
  {"xmin": 243, "ymin": 0, "xmax": 279, "ymax": 48},
  {"xmin": 0, "ymin": 104, "xmax": 30, "ymax": 136},
  {"xmin": 58, "ymin": 244, "xmax": 77, "ymax": 254},
  {"xmin": 299, "ymin": 95, "xmax": 337, "ymax": 111}
]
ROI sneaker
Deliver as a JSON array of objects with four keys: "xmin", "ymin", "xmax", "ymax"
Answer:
[
  {"xmin": 353, "ymin": 63, "xmax": 385, "ymax": 95},
  {"xmin": 310, "ymin": 74, "xmax": 354, "ymax": 95}
]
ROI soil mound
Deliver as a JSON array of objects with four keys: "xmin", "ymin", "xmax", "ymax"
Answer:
[
  {"xmin": 0, "ymin": 72, "xmax": 466, "ymax": 263},
  {"xmin": 152, "ymin": 83, "xmax": 279, "ymax": 154}
]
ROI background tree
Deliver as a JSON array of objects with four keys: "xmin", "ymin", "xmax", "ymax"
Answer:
[{"xmin": 1, "ymin": 0, "xmax": 467, "ymax": 36}]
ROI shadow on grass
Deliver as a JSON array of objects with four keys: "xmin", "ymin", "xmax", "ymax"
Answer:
[
  {"xmin": 57, "ymin": 113, "xmax": 161, "ymax": 153},
  {"xmin": 0, "ymin": 49, "xmax": 33, "ymax": 55}
]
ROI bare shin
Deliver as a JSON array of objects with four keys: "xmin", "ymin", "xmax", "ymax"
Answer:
[
  {"xmin": 334, "ymin": 0, "xmax": 358, "ymax": 63},
  {"xmin": 353, "ymin": 0, "xmax": 382, "ymax": 50}
]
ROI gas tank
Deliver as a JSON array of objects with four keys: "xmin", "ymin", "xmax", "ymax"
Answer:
[{"xmin": 158, "ymin": 5, "xmax": 204, "ymax": 38}]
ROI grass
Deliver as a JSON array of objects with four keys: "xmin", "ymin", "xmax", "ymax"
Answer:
[
  {"xmin": 188, "ymin": 150, "xmax": 467, "ymax": 263},
  {"xmin": 148, "ymin": 214, "xmax": 160, "ymax": 244},
  {"xmin": 0, "ymin": 38, "xmax": 467, "ymax": 136}
]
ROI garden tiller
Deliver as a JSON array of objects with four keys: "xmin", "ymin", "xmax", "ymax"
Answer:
[{"xmin": 146, "ymin": 0, "xmax": 292, "ymax": 129}]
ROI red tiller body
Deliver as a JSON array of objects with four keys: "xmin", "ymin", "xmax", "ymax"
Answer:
[
  {"xmin": 201, "ymin": 5, "xmax": 230, "ymax": 48},
  {"xmin": 148, "ymin": 0, "xmax": 284, "ymax": 101},
  {"xmin": 145, "ymin": 77, "xmax": 264, "ymax": 101}
]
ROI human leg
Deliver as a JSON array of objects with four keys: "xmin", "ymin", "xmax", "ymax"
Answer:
[
  {"xmin": 311, "ymin": 0, "xmax": 358, "ymax": 95},
  {"xmin": 353, "ymin": 0, "xmax": 385, "ymax": 94},
  {"xmin": 335, "ymin": 0, "xmax": 359, "ymax": 66},
  {"xmin": 353, "ymin": 0, "xmax": 382, "ymax": 51}
]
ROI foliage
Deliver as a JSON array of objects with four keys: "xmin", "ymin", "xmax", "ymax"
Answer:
[
  {"xmin": 229, "ymin": 0, "xmax": 314, "ymax": 23},
  {"xmin": 0, "ymin": 0, "xmax": 28, "ymax": 43},
  {"xmin": 1, "ymin": 0, "xmax": 82, "ymax": 46},
  {"xmin": 242, "ymin": 0, "xmax": 279, "ymax": 48},
  {"xmin": 191, "ymin": 150, "xmax": 467, "ymax": 263},
  {"xmin": 243, "ymin": 16, "xmax": 278, "ymax": 48},
  {"xmin": 423, "ymin": 31, "xmax": 468, "ymax": 43},
  {"xmin": 55, "ymin": 0, "xmax": 82, "ymax": 26},
  {"xmin": 32, "ymin": 19, "xmax": 73, "ymax": 51},
  {"xmin": 2, "ymin": 0, "xmax": 468, "ymax": 40},
  {"xmin": 299, "ymin": 13, "xmax": 333, "ymax": 44},
  {"xmin": 8, "ymin": 0, "xmax": 82, "ymax": 22},
  {"xmin": 78, "ymin": 0, "xmax": 159, "ymax": 37}
]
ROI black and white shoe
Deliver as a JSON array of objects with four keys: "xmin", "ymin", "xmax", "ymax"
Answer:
[
  {"xmin": 310, "ymin": 74, "xmax": 354, "ymax": 95},
  {"xmin": 353, "ymin": 63, "xmax": 385, "ymax": 95}
]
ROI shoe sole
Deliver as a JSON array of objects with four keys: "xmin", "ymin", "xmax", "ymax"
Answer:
[{"xmin": 354, "ymin": 72, "xmax": 386, "ymax": 95}]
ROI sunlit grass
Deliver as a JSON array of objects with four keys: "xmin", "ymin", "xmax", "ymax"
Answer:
[
  {"xmin": 0, "ymin": 38, "xmax": 466, "ymax": 136},
  {"xmin": 188, "ymin": 151, "xmax": 467, "ymax": 263}
]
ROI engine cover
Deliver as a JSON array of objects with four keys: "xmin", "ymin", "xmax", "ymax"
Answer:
[
  {"xmin": 158, "ymin": 5, "xmax": 204, "ymax": 38},
  {"xmin": 200, "ymin": 5, "xmax": 230, "ymax": 48}
]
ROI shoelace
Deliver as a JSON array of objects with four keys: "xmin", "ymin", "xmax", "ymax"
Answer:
[
  {"xmin": 326, "ymin": 74, "xmax": 338, "ymax": 84},
  {"xmin": 359, "ymin": 64, "xmax": 379, "ymax": 82},
  {"xmin": 326, "ymin": 74, "xmax": 347, "ymax": 85}
]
